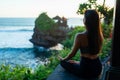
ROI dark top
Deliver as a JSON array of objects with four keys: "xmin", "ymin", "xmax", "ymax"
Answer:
[{"xmin": 80, "ymin": 46, "xmax": 89, "ymax": 53}]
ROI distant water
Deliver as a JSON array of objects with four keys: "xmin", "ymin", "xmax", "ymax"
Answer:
[
  {"xmin": 0, "ymin": 18, "xmax": 35, "ymax": 26},
  {"xmin": 67, "ymin": 18, "xmax": 84, "ymax": 27},
  {"xmin": 0, "ymin": 17, "xmax": 82, "ymax": 69}
]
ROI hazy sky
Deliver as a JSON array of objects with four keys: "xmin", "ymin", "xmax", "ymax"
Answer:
[{"xmin": 0, "ymin": 0, "xmax": 114, "ymax": 18}]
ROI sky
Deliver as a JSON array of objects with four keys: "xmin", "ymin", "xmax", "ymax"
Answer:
[{"xmin": 0, "ymin": 0, "xmax": 114, "ymax": 18}]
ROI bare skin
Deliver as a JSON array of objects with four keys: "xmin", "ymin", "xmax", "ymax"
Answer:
[{"xmin": 58, "ymin": 31, "xmax": 99, "ymax": 61}]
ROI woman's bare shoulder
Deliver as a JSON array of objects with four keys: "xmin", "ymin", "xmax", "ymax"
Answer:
[
  {"xmin": 76, "ymin": 32, "xmax": 87, "ymax": 39},
  {"xmin": 76, "ymin": 33, "xmax": 88, "ymax": 48},
  {"xmin": 75, "ymin": 32, "xmax": 88, "ymax": 46}
]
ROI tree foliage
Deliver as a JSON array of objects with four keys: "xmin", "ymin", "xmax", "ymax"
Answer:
[
  {"xmin": 35, "ymin": 12, "xmax": 57, "ymax": 31},
  {"xmin": 77, "ymin": 0, "xmax": 113, "ymax": 25}
]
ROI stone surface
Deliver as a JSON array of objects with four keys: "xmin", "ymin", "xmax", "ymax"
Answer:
[
  {"xmin": 47, "ymin": 64, "xmax": 99, "ymax": 80},
  {"xmin": 30, "ymin": 26, "xmax": 69, "ymax": 48},
  {"xmin": 47, "ymin": 57, "xmax": 110, "ymax": 80},
  {"xmin": 47, "ymin": 64, "xmax": 80, "ymax": 80}
]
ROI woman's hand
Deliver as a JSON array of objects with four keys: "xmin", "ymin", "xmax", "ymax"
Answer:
[
  {"xmin": 58, "ymin": 56, "xmax": 64, "ymax": 61},
  {"xmin": 68, "ymin": 60, "xmax": 76, "ymax": 63}
]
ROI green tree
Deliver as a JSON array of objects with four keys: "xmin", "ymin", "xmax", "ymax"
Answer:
[
  {"xmin": 77, "ymin": 0, "xmax": 113, "ymax": 25},
  {"xmin": 35, "ymin": 12, "xmax": 57, "ymax": 31}
]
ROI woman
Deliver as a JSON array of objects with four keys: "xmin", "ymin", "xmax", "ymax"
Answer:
[{"xmin": 59, "ymin": 10, "xmax": 104, "ymax": 79}]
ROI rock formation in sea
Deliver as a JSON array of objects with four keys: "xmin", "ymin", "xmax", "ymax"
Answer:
[{"xmin": 30, "ymin": 13, "xmax": 69, "ymax": 48}]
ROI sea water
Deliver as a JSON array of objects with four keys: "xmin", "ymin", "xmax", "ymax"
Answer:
[{"xmin": 0, "ymin": 17, "xmax": 83, "ymax": 69}]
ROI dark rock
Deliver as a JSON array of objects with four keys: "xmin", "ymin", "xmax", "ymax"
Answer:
[
  {"xmin": 30, "ymin": 15, "xmax": 69, "ymax": 48},
  {"xmin": 53, "ymin": 16, "xmax": 68, "ymax": 28}
]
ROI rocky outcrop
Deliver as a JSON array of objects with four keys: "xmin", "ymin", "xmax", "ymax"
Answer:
[
  {"xmin": 53, "ymin": 16, "xmax": 68, "ymax": 28},
  {"xmin": 30, "ymin": 13, "xmax": 69, "ymax": 48},
  {"xmin": 30, "ymin": 27, "xmax": 68, "ymax": 48}
]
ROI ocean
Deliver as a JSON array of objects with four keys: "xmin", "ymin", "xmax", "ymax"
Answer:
[{"xmin": 0, "ymin": 17, "xmax": 83, "ymax": 69}]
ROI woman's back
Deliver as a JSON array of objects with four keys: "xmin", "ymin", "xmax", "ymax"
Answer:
[{"xmin": 78, "ymin": 32, "xmax": 102, "ymax": 59}]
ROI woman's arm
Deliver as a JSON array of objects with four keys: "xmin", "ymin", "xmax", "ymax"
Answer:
[{"xmin": 61, "ymin": 33, "xmax": 81, "ymax": 61}]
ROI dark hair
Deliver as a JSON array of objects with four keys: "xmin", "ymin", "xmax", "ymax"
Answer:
[{"xmin": 84, "ymin": 10, "xmax": 103, "ymax": 54}]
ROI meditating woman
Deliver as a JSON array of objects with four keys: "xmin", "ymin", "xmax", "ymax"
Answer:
[{"xmin": 59, "ymin": 9, "xmax": 104, "ymax": 79}]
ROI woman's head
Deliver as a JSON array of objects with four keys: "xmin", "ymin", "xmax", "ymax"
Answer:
[
  {"xmin": 83, "ymin": 10, "xmax": 103, "ymax": 54},
  {"xmin": 84, "ymin": 10, "xmax": 100, "ymax": 30}
]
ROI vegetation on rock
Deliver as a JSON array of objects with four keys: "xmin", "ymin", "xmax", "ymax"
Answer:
[
  {"xmin": 30, "ymin": 12, "xmax": 68, "ymax": 48},
  {"xmin": 35, "ymin": 12, "xmax": 57, "ymax": 31}
]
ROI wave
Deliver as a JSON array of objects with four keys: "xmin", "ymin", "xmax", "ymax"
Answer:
[
  {"xmin": 0, "ymin": 29, "xmax": 33, "ymax": 32},
  {"xmin": 0, "ymin": 47, "xmax": 33, "ymax": 50},
  {"xmin": 0, "ymin": 47, "xmax": 47, "ymax": 69},
  {"xmin": 0, "ymin": 26, "xmax": 34, "ymax": 32},
  {"xmin": 0, "ymin": 24, "xmax": 34, "ymax": 26}
]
